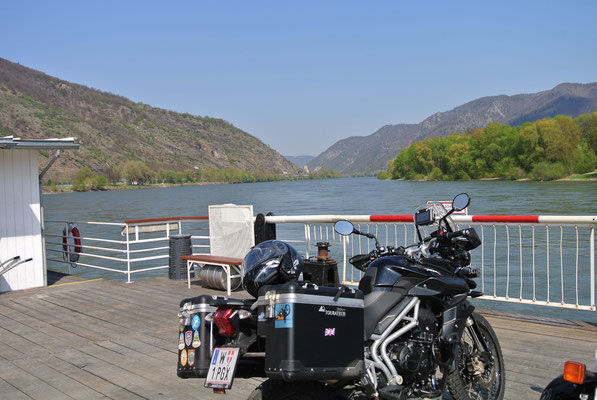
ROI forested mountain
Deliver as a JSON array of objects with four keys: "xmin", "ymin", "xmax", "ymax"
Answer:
[
  {"xmin": 0, "ymin": 58, "xmax": 301, "ymax": 181},
  {"xmin": 384, "ymin": 112, "xmax": 597, "ymax": 181},
  {"xmin": 309, "ymin": 82, "xmax": 597, "ymax": 175}
]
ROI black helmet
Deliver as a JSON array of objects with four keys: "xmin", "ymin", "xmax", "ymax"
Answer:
[{"xmin": 242, "ymin": 240, "xmax": 303, "ymax": 297}]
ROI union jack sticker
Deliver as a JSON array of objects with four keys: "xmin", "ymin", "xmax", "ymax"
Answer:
[{"xmin": 324, "ymin": 328, "xmax": 335, "ymax": 336}]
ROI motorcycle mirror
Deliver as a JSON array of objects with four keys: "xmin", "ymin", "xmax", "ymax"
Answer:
[
  {"xmin": 334, "ymin": 220, "xmax": 354, "ymax": 236},
  {"xmin": 452, "ymin": 193, "xmax": 470, "ymax": 212}
]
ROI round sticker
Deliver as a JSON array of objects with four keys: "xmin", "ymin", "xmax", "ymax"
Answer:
[
  {"xmin": 192, "ymin": 330, "xmax": 201, "ymax": 348},
  {"xmin": 180, "ymin": 349, "xmax": 187, "ymax": 366},
  {"xmin": 191, "ymin": 315, "xmax": 200, "ymax": 330},
  {"xmin": 188, "ymin": 349, "xmax": 195, "ymax": 367},
  {"xmin": 185, "ymin": 330, "xmax": 193, "ymax": 347},
  {"xmin": 178, "ymin": 333, "xmax": 185, "ymax": 350}
]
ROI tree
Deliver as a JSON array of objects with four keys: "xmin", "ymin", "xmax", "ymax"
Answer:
[
  {"xmin": 72, "ymin": 166, "xmax": 93, "ymax": 191},
  {"xmin": 122, "ymin": 160, "xmax": 153, "ymax": 185},
  {"xmin": 519, "ymin": 124, "xmax": 542, "ymax": 170},
  {"xmin": 576, "ymin": 112, "xmax": 597, "ymax": 152},
  {"xmin": 75, "ymin": 166, "xmax": 93, "ymax": 181},
  {"xmin": 411, "ymin": 141, "xmax": 434, "ymax": 175},
  {"xmin": 536, "ymin": 117, "xmax": 579, "ymax": 169},
  {"xmin": 105, "ymin": 166, "xmax": 121, "ymax": 185},
  {"xmin": 183, "ymin": 169, "xmax": 196, "ymax": 183},
  {"xmin": 92, "ymin": 175, "xmax": 108, "ymax": 190},
  {"xmin": 573, "ymin": 143, "xmax": 597, "ymax": 173}
]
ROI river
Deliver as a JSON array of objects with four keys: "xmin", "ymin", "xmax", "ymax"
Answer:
[{"xmin": 43, "ymin": 177, "xmax": 597, "ymax": 321}]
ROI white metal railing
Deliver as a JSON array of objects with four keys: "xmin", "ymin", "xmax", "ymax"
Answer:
[
  {"xmin": 266, "ymin": 214, "xmax": 596, "ymax": 312},
  {"xmin": 44, "ymin": 212, "xmax": 595, "ymax": 311},
  {"xmin": 45, "ymin": 216, "xmax": 210, "ymax": 282}
]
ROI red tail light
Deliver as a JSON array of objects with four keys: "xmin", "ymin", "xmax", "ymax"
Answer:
[
  {"xmin": 563, "ymin": 361, "xmax": 586, "ymax": 384},
  {"xmin": 213, "ymin": 308, "xmax": 237, "ymax": 337}
]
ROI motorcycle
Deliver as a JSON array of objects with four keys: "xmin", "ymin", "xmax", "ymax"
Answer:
[
  {"xmin": 177, "ymin": 193, "xmax": 505, "ymax": 400},
  {"xmin": 540, "ymin": 357, "xmax": 596, "ymax": 400}
]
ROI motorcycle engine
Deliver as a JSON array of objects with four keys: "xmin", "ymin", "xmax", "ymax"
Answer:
[{"xmin": 389, "ymin": 307, "xmax": 439, "ymax": 387}]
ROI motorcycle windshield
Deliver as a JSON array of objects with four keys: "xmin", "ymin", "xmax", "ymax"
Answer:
[{"xmin": 419, "ymin": 202, "xmax": 458, "ymax": 235}]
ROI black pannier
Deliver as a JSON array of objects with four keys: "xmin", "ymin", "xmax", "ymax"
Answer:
[
  {"xmin": 257, "ymin": 281, "xmax": 365, "ymax": 381},
  {"xmin": 177, "ymin": 295, "xmax": 226, "ymax": 378}
]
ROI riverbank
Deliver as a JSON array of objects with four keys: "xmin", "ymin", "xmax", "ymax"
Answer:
[
  {"xmin": 46, "ymin": 169, "xmax": 597, "ymax": 194},
  {"xmin": 42, "ymin": 174, "xmax": 343, "ymax": 194},
  {"xmin": 380, "ymin": 169, "xmax": 597, "ymax": 183},
  {"xmin": 42, "ymin": 180, "xmax": 218, "ymax": 194},
  {"xmin": 561, "ymin": 170, "xmax": 597, "ymax": 181}
]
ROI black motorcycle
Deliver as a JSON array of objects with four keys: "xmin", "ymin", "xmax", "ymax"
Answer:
[
  {"xmin": 177, "ymin": 193, "xmax": 505, "ymax": 400},
  {"xmin": 540, "ymin": 359, "xmax": 596, "ymax": 400}
]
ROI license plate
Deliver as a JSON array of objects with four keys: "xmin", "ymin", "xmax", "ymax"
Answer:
[{"xmin": 204, "ymin": 347, "xmax": 240, "ymax": 389}]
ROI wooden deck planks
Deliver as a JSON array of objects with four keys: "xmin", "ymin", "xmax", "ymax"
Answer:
[
  {"xmin": 1, "ymin": 274, "xmax": 595, "ymax": 400},
  {"xmin": 0, "ymin": 376, "xmax": 33, "ymax": 400},
  {"xmin": 12, "ymin": 356, "xmax": 110, "ymax": 400},
  {"xmin": 38, "ymin": 355, "xmax": 145, "ymax": 400},
  {"xmin": 0, "ymin": 357, "xmax": 73, "ymax": 400}
]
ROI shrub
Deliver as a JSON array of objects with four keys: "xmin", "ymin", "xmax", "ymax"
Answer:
[
  {"xmin": 529, "ymin": 162, "xmax": 569, "ymax": 180},
  {"xmin": 573, "ymin": 143, "xmax": 597, "ymax": 174},
  {"xmin": 92, "ymin": 175, "xmax": 108, "ymax": 190}
]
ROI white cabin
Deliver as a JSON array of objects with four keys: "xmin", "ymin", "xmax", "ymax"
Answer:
[{"xmin": 0, "ymin": 136, "xmax": 78, "ymax": 292}]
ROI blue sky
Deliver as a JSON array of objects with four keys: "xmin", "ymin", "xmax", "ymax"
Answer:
[{"xmin": 1, "ymin": 1, "xmax": 596, "ymax": 156}]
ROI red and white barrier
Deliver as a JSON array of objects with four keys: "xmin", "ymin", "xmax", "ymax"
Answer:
[{"xmin": 265, "ymin": 214, "xmax": 597, "ymax": 225}]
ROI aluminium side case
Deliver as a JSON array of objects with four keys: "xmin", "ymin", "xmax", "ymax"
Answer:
[
  {"xmin": 257, "ymin": 281, "xmax": 365, "ymax": 381},
  {"xmin": 177, "ymin": 295, "xmax": 226, "ymax": 378}
]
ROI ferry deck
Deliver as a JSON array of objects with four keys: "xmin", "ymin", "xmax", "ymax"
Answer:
[{"xmin": 0, "ymin": 271, "xmax": 595, "ymax": 400}]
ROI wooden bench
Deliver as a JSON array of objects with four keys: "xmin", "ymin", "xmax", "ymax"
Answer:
[{"xmin": 180, "ymin": 254, "xmax": 243, "ymax": 295}]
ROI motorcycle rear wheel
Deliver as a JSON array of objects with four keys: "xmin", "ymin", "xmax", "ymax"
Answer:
[
  {"xmin": 247, "ymin": 379, "xmax": 338, "ymax": 400},
  {"xmin": 447, "ymin": 312, "xmax": 505, "ymax": 400}
]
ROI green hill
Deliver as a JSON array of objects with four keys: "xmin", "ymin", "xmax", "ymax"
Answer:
[{"xmin": 0, "ymin": 58, "xmax": 301, "ymax": 181}]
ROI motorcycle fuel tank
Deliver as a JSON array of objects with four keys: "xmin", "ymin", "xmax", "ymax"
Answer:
[
  {"xmin": 360, "ymin": 256, "xmax": 468, "ymax": 298},
  {"xmin": 359, "ymin": 256, "xmax": 433, "ymax": 295}
]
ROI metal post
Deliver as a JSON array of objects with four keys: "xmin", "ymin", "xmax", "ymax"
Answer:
[
  {"xmin": 546, "ymin": 226, "xmax": 550, "ymax": 303},
  {"xmin": 506, "ymin": 225, "xmax": 510, "ymax": 299},
  {"xmin": 66, "ymin": 222, "xmax": 71, "ymax": 275},
  {"xmin": 560, "ymin": 226, "xmax": 564, "ymax": 305},
  {"xmin": 126, "ymin": 224, "xmax": 131, "ymax": 283},
  {"xmin": 575, "ymin": 226, "xmax": 579, "ymax": 307},
  {"xmin": 532, "ymin": 225, "xmax": 536, "ymax": 302},
  {"xmin": 493, "ymin": 225, "xmax": 496, "ymax": 297},
  {"xmin": 342, "ymin": 235, "xmax": 348, "ymax": 285},
  {"xmin": 590, "ymin": 225, "xmax": 595, "ymax": 310},
  {"xmin": 304, "ymin": 224, "xmax": 311, "ymax": 258},
  {"xmin": 40, "ymin": 185, "xmax": 47, "ymax": 286},
  {"xmin": 519, "ymin": 225, "xmax": 523, "ymax": 301},
  {"xmin": 226, "ymin": 264, "xmax": 231, "ymax": 296}
]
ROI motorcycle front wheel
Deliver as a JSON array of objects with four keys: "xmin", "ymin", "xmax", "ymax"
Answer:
[{"xmin": 447, "ymin": 312, "xmax": 505, "ymax": 400}]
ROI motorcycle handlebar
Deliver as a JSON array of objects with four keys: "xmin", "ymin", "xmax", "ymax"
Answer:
[
  {"xmin": 444, "ymin": 229, "xmax": 467, "ymax": 240},
  {"xmin": 350, "ymin": 246, "xmax": 405, "ymax": 266},
  {"xmin": 349, "ymin": 253, "xmax": 371, "ymax": 265}
]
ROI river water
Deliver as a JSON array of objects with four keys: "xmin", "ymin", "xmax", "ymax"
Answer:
[{"xmin": 43, "ymin": 177, "xmax": 597, "ymax": 321}]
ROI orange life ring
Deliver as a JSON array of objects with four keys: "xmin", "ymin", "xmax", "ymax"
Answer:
[{"xmin": 62, "ymin": 223, "xmax": 82, "ymax": 264}]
